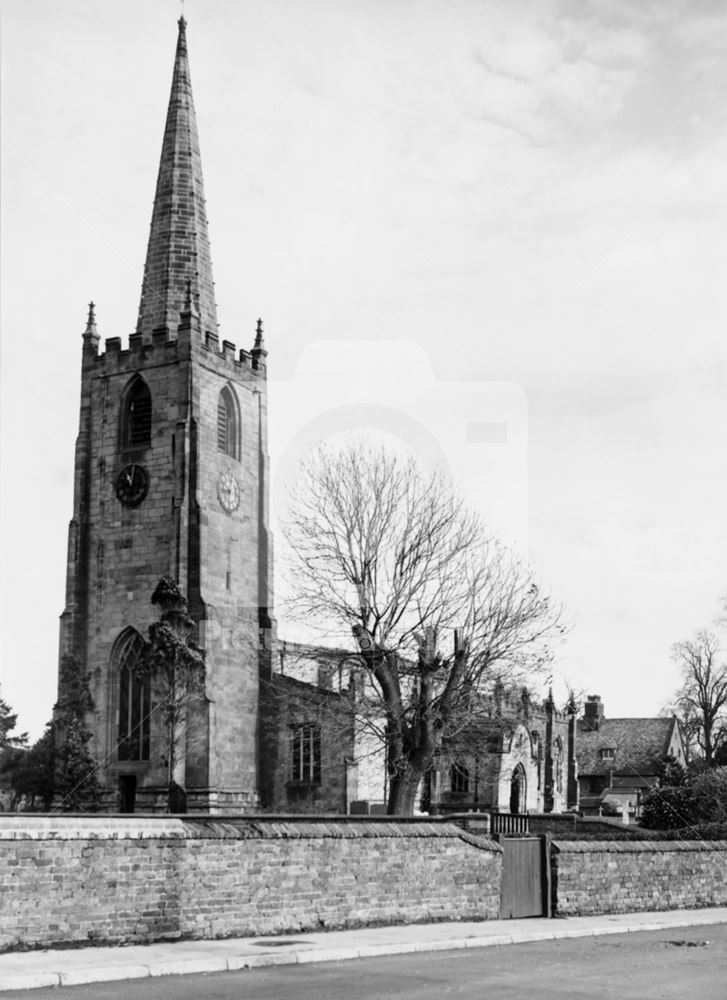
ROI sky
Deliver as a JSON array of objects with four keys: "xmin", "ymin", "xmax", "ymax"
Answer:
[{"xmin": 3, "ymin": 0, "xmax": 727, "ymax": 740}]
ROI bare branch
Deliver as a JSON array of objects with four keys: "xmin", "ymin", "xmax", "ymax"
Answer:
[{"xmin": 671, "ymin": 629, "xmax": 727, "ymax": 766}]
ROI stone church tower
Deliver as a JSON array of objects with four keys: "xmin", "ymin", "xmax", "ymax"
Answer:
[{"xmin": 58, "ymin": 18, "xmax": 274, "ymax": 812}]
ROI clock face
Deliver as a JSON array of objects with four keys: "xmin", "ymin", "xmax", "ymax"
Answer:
[
  {"xmin": 115, "ymin": 464, "xmax": 149, "ymax": 507},
  {"xmin": 217, "ymin": 470, "xmax": 240, "ymax": 513}
]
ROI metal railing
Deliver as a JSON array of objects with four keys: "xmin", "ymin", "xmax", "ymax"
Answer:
[{"xmin": 490, "ymin": 812, "xmax": 530, "ymax": 835}]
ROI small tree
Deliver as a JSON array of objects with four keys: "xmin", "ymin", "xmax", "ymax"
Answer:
[
  {"xmin": 655, "ymin": 752, "xmax": 687, "ymax": 788},
  {"xmin": 141, "ymin": 576, "xmax": 206, "ymax": 813},
  {"xmin": 670, "ymin": 630, "xmax": 727, "ymax": 767},
  {"xmin": 0, "ymin": 693, "xmax": 27, "ymax": 750},
  {"xmin": 283, "ymin": 440, "xmax": 565, "ymax": 814},
  {"xmin": 8, "ymin": 724, "xmax": 55, "ymax": 810},
  {"xmin": 53, "ymin": 655, "xmax": 101, "ymax": 811},
  {"xmin": 0, "ymin": 693, "xmax": 29, "ymax": 807}
]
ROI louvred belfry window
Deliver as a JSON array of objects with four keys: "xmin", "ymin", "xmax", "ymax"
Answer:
[
  {"xmin": 217, "ymin": 385, "xmax": 239, "ymax": 458},
  {"xmin": 122, "ymin": 377, "xmax": 152, "ymax": 449}
]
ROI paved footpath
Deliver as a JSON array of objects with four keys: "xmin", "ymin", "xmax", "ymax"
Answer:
[{"xmin": 2, "ymin": 908, "xmax": 727, "ymax": 993}]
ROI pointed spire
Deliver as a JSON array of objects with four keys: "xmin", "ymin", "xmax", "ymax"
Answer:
[{"xmin": 135, "ymin": 18, "xmax": 218, "ymax": 341}]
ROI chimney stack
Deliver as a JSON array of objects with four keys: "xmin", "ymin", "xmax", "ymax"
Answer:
[{"xmin": 583, "ymin": 695, "xmax": 604, "ymax": 732}]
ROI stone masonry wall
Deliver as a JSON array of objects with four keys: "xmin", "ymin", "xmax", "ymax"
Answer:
[
  {"xmin": 0, "ymin": 817, "xmax": 501, "ymax": 952},
  {"xmin": 552, "ymin": 840, "xmax": 727, "ymax": 916}
]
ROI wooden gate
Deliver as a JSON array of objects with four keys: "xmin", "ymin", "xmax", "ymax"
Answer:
[{"xmin": 499, "ymin": 835, "xmax": 550, "ymax": 919}]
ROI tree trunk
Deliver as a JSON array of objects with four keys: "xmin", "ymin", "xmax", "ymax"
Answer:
[
  {"xmin": 166, "ymin": 708, "xmax": 187, "ymax": 812},
  {"xmin": 387, "ymin": 762, "xmax": 426, "ymax": 815},
  {"xmin": 704, "ymin": 722, "xmax": 714, "ymax": 767}
]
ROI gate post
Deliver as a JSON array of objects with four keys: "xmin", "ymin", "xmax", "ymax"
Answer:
[{"xmin": 542, "ymin": 834, "xmax": 552, "ymax": 918}]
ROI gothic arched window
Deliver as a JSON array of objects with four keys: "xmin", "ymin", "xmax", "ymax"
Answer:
[
  {"xmin": 113, "ymin": 628, "xmax": 150, "ymax": 762},
  {"xmin": 450, "ymin": 761, "xmax": 470, "ymax": 795},
  {"xmin": 217, "ymin": 384, "xmax": 240, "ymax": 459},
  {"xmin": 554, "ymin": 737, "xmax": 563, "ymax": 793},
  {"xmin": 121, "ymin": 376, "xmax": 152, "ymax": 449}
]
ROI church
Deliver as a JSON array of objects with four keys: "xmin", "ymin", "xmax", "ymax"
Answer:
[{"xmin": 58, "ymin": 18, "xmax": 576, "ymax": 816}]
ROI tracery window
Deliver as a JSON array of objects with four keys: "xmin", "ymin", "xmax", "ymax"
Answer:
[
  {"xmin": 554, "ymin": 737, "xmax": 563, "ymax": 793},
  {"xmin": 114, "ymin": 629, "xmax": 150, "ymax": 762},
  {"xmin": 450, "ymin": 761, "xmax": 470, "ymax": 795}
]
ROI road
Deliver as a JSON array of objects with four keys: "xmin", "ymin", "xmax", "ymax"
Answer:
[{"xmin": 3, "ymin": 924, "xmax": 726, "ymax": 1000}]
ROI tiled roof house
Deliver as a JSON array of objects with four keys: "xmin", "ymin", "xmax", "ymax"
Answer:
[{"xmin": 576, "ymin": 695, "xmax": 685, "ymax": 823}]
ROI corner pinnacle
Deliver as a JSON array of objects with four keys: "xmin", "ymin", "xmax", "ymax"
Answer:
[
  {"xmin": 84, "ymin": 301, "xmax": 98, "ymax": 336},
  {"xmin": 253, "ymin": 318, "xmax": 267, "ymax": 355}
]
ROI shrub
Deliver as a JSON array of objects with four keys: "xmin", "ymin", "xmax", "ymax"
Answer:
[
  {"xmin": 641, "ymin": 766, "xmax": 727, "ymax": 830},
  {"xmin": 641, "ymin": 785, "xmax": 696, "ymax": 830},
  {"xmin": 689, "ymin": 767, "xmax": 727, "ymax": 824}
]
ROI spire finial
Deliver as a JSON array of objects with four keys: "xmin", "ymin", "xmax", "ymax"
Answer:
[{"xmin": 177, "ymin": 12, "xmax": 187, "ymax": 54}]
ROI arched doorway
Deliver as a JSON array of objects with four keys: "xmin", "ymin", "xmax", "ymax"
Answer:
[{"xmin": 510, "ymin": 764, "xmax": 526, "ymax": 813}]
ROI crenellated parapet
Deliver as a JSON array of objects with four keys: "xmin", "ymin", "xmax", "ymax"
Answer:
[
  {"xmin": 79, "ymin": 317, "xmax": 268, "ymax": 381},
  {"xmin": 200, "ymin": 322, "xmax": 268, "ymax": 377}
]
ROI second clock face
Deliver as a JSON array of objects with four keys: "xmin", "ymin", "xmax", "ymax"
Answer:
[
  {"xmin": 116, "ymin": 464, "xmax": 149, "ymax": 507},
  {"xmin": 217, "ymin": 470, "xmax": 240, "ymax": 513}
]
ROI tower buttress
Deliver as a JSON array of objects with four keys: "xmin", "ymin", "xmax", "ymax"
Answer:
[
  {"xmin": 543, "ymin": 688, "xmax": 555, "ymax": 813},
  {"xmin": 59, "ymin": 303, "xmax": 101, "ymax": 677},
  {"xmin": 566, "ymin": 693, "xmax": 578, "ymax": 810}
]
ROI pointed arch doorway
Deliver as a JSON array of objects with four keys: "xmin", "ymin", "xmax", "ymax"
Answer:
[{"xmin": 509, "ymin": 764, "xmax": 526, "ymax": 814}]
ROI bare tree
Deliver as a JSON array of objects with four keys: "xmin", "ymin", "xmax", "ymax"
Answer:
[
  {"xmin": 671, "ymin": 629, "xmax": 727, "ymax": 767},
  {"xmin": 283, "ymin": 439, "xmax": 565, "ymax": 814}
]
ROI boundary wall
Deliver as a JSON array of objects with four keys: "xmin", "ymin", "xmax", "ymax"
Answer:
[
  {"xmin": 552, "ymin": 840, "xmax": 727, "ymax": 915},
  {"xmin": 0, "ymin": 816, "xmax": 502, "ymax": 952}
]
